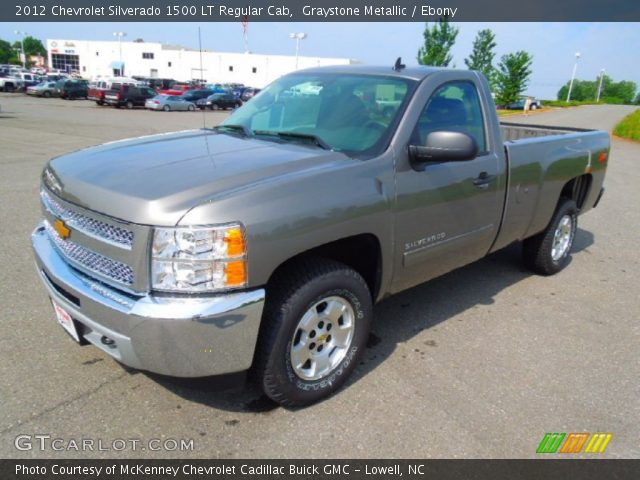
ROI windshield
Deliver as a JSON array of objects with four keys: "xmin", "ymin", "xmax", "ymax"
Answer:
[{"xmin": 221, "ymin": 72, "xmax": 415, "ymax": 158}]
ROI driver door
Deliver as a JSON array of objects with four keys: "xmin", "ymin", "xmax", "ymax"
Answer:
[{"xmin": 392, "ymin": 79, "xmax": 503, "ymax": 293}]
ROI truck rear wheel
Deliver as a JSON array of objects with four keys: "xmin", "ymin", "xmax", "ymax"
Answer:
[
  {"xmin": 523, "ymin": 198, "xmax": 578, "ymax": 275},
  {"xmin": 255, "ymin": 258, "xmax": 372, "ymax": 407}
]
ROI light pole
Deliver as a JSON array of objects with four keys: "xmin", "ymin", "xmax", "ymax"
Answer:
[
  {"xmin": 596, "ymin": 68, "xmax": 605, "ymax": 103},
  {"xmin": 566, "ymin": 52, "xmax": 581, "ymax": 102},
  {"xmin": 14, "ymin": 30, "xmax": 27, "ymax": 68},
  {"xmin": 113, "ymin": 31, "xmax": 126, "ymax": 74},
  {"xmin": 289, "ymin": 32, "xmax": 307, "ymax": 70}
]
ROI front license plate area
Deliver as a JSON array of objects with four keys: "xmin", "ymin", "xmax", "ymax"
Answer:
[{"xmin": 52, "ymin": 300, "xmax": 80, "ymax": 343}]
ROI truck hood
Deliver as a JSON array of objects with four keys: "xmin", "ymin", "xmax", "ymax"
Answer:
[{"xmin": 46, "ymin": 129, "xmax": 353, "ymax": 226}]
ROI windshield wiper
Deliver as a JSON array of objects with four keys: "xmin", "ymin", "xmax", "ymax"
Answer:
[
  {"xmin": 253, "ymin": 130, "xmax": 331, "ymax": 150},
  {"xmin": 212, "ymin": 124, "xmax": 252, "ymax": 137}
]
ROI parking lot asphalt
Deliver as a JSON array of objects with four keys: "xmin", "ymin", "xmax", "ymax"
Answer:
[{"xmin": 0, "ymin": 94, "xmax": 638, "ymax": 459}]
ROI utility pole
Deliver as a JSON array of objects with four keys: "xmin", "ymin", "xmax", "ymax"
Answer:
[
  {"xmin": 596, "ymin": 68, "xmax": 605, "ymax": 103},
  {"xmin": 566, "ymin": 52, "xmax": 581, "ymax": 102},
  {"xmin": 113, "ymin": 31, "xmax": 127, "ymax": 74},
  {"xmin": 289, "ymin": 33, "xmax": 307, "ymax": 70},
  {"xmin": 14, "ymin": 30, "xmax": 27, "ymax": 68}
]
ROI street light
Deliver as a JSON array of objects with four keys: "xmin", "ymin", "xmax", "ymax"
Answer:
[
  {"xmin": 14, "ymin": 30, "xmax": 27, "ymax": 68},
  {"xmin": 113, "ymin": 32, "xmax": 127, "ymax": 75},
  {"xmin": 566, "ymin": 52, "xmax": 581, "ymax": 102},
  {"xmin": 596, "ymin": 68, "xmax": 606, "ymax": 103},
  {"xmin": 289, "ymin": 32, "xmax": 307, "ymax": 70}
]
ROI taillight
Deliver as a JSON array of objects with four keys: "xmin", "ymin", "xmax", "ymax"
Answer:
[{"xmin": 154, "ymin": 100, "xmax": 160, "ymax": 104}]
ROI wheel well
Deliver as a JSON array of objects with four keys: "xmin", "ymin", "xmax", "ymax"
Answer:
[
  {"xmin": 266, "ymin": 234, "xmax": 382, "ymax": 301},
  {"xmin": 560, "ymin": 174, "xmax": 592, "ymax": 210}
]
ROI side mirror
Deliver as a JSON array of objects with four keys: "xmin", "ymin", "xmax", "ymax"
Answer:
[{"xmin": 409, "ymin": 131, "xmax": 478, "ymax": 169}]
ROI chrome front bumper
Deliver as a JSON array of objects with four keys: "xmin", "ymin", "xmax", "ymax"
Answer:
[{"xmin": 31, "ymin": 223, "xmax": 265, "ymax": 377}]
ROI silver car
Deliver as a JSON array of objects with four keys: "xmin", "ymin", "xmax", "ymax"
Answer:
[
  {"xmin": 26, "ymin": 81, "xmax": 58, "ymax": 98},
  {"xmin": 145, "ymin": 95, "xmax": 196, "ymax": 112}
]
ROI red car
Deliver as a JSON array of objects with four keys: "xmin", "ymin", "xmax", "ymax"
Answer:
[{"xmin": 157, "ymin": 83, "xmax": 195, "ymax": 96}]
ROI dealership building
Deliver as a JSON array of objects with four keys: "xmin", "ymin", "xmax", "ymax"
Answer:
[{"xmin": 46, "ymin": 38, "xmax": 355, "ymax": 87}]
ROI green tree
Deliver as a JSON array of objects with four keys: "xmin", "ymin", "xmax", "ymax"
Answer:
[
  {"xmin": 417, "ymin": 18, "xmax": 459, "ymax": 67},
  {"xmin": 557, "ymin": 76, "xmax": 637, "ymax": 104},
  {"xmin": 11, "ymin": 36, "xmax": 46, "ymax": 66},
  {"xmin": 464, "ymin": 29, "xmax": 497, "ymax": 89},
  {"xmin": 604, "ymin": 80, "xmax": 636, "ymax": 104},
  {"xmin": 0, "ymin": 39, "xmax": 13, "ymax": 64},
  {"xmin": 495, "ymin": 51, "xmax": 533, "ymax": 105},
  {"xmin": 22, "ymin": 36, "xmax": 46, "ymax": 57},
  {"xmin": 557, "ymin": 79, "xmax": 598, "ymax": 102}
]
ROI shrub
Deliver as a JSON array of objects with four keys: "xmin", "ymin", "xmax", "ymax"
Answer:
[{"xmin": 613, "ymin": 109, "xmax": 640, "ymax": 141}]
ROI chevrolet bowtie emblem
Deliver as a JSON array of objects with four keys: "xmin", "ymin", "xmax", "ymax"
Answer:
[{"xmin": 53, "ymin": 219, "xmax": 71, "ymax": 239}]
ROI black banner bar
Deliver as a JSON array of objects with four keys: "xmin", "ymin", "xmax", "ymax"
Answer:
[
  {"xmin": 2, "ymin": 459, "xmax": 640, "ymax": 480},
  {"xmin": 4, "ymin": 0, "xmax": 640, "ymax": 22}
]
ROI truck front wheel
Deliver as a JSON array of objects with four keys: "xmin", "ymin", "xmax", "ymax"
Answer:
[
  {"xmin": 523, "ymin": 198, "xmax": 578, "ymax": 275},
  {"xmin": 255, "ymin": 259, "xmax": 372, "ymax": 407}
]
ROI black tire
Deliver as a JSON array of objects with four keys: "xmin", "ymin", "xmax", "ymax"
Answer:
[
  {"xmin": 523, "ymin": 198, "xmax": 578, "ymax": 275},
  {"xmin": 188, "ymin": 104, "xmax": 195, "ymax": 111},
  {"xmin": 125, "ymin": 101, "xmax": 134, "ymax": 109},
  {"xmin": 96, "ymin": 100, "xmax": 103, "ymax": 106},
  {"xmin": 211, "ymin": 103, "xmax": 219, "ymax": 111},
  {"xmin": 254, "ymin": 258, "xmax": 372, "ymax": 407},
  {"xmin": 43, "ymin": 91, "xmax": 51, "ymax": 98},
  {"xmin": 163, "ymin": 105, "xmax": 170, "ymax": 112}
]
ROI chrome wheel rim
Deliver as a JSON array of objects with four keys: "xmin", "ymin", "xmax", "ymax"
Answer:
[
  {"xmin": 552, "ymin": 215, "xmax": 573, "ymax": 261},
  {"xmin": 290, "ymin": 296, "xmax": 355, "ymax": 381}
]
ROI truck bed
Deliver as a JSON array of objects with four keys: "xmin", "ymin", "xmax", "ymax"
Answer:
[
  {"xmin": 491, "ymin": 122, "xmax": 609, "ymax": 254},
  {"xmin": 500, "ymin": 122, "xmax": 593, "ymax": 142}
]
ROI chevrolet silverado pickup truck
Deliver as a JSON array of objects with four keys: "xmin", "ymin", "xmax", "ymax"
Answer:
[{"xmin": 32, "ymin": 65, "xmax": 609, "ymax": 406}]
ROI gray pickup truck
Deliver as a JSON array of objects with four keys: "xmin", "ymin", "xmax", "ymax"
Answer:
[{"xmin": 32, "ymin": 65, "xmax": 609, "ymax": 406}]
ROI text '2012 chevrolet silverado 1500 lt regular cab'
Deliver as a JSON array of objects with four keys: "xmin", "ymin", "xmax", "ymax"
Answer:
[{"xmin": 32, "ymin": 64, "xmax": 609, "ymax": 406}]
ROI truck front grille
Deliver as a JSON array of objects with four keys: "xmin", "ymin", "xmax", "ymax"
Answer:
[
  {"xmin": 41, "ymin": 189, "xmax": 134, "ymax": 249},
  {"xmin": 44, "ymin": 220, "xmax": 134, "ymax": 285}
]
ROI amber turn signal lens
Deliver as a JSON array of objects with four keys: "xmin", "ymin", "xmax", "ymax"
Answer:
[
  {"xmin": 225, "ymin": 227, "xmax": 246, "ymax": 257},
  {"xmin": 225, "ymin": 260, "xmax": 246, "ymax": 287}
]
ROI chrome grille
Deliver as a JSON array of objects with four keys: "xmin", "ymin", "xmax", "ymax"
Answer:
[
  {"xmin": 41, "ymin": 189, "xmax": 134, "ymax": 249},
  {"xmin": 44, "ymin": 220, "xmax": 134, "ymax": 285}
]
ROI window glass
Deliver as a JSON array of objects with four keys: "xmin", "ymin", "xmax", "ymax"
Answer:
[
  {"xmin": 413, "ymin": 81, "xmax": 486, "ymax": 152},
  {"xmin": 224, "ymin": 73, "xmax": 415, "ymax": 157}
]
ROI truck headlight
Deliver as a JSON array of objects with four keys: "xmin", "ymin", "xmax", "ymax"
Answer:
[{"xmin": 151, "ymin": 224, "xmax": 247, "ymax": 292}]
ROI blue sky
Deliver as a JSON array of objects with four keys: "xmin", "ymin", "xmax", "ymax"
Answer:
[{"xmin": 1, "ymin": 22, "xmax": 638, "ymax": 99}]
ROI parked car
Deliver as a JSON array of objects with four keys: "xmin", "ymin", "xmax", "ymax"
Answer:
[
  {"xmin": 180, "ymin": 89, "xmax": 214, "ymax": 103},
  {"xmin": 196, "ymin": 93, "xmax": 242, "ymax": 110},
  {"xmin": 204, "ymin": 83, "xmax": 230, "ymax": 94},
  {"xmin": 157, "ymin": 83, "xmax": 195, "ymax": 96},
  {"xmin": 31, "ymin": 65, "xmax": 610, "ymax": 407},
  {"xmin": 104, "ymin": 85, "xmax": 157, "ymax": 109},
  {"xmin": 145, "ymin": 95, "xmax": 197, "ymax": 111},
  {"xmin": 26, "ymin": 81, "xmax": 58, "ymax": 98},
  {"xmin": 505, "ymin": 97, "xmax": 542, "ymax": 110},
  {"xmin": 0, "ymin": 72, "xmax": 23, "ymax": 92},
  {"xmin": 55, "ymin": 79, "xmax": 88, "ymax": 99},
  {"xmin": 88, "ymin": 77, "xmax": 141, "ymax": 105},
  {"xmin": 14, "ymin": 72, "xmax": 40, "ymax": 90},
  {"xmin": 134, "ymin": 77, "xmax": 175, "ymax": 91},
  {"xmin": 240, "ymin": 88, "xmax": 261, "ymax": 102}
]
